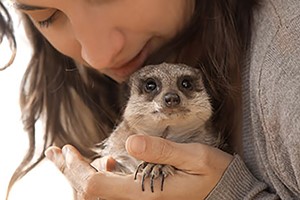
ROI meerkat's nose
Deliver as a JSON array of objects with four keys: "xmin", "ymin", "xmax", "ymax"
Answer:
[{"xmin": 164, "ymin": 93, "xmax": 181, "ymax": 107}]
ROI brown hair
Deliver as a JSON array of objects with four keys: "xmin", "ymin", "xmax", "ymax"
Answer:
[
  {"xmin": 1, "ymin": 0, "xmax": 259, "ymax": 198},
  {"xmin": 0, "ymin": 2, "xmax": 16, "ymax": 70}
]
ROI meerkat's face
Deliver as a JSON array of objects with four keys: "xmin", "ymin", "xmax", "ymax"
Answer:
[{"xmin": 123, "ymin": 63, "xmax": 212, "ymax": 133}]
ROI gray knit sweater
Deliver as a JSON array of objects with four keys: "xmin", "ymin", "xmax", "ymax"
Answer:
[{"xmin": 207, "ymin": 0, "xmax": 300, "ymax": 199}]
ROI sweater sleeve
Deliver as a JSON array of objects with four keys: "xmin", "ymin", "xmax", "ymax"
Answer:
[
  {"xmin": 207, "ymin": 1, "xmax": 300, "ymax": 199},
  {"xmin": 206, "ymin": 155, "xmax": 278, "ymax": 200}
]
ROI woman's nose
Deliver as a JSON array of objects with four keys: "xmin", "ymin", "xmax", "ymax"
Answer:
[
  {"xmin": 80, "ymin": 29, "xmax": 125, "ymax": 68},
  {"xmin": 69, "ymin": 10, "xmax": 125, "ymax": 68}
]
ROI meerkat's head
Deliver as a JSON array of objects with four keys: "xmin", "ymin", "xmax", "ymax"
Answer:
[{"xmin": 123, "ymin": 63, "xmax": 212, "ymax": 134}]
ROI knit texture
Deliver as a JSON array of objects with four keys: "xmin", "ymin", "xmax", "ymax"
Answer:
[{"xmin": 207, "ymin": 0, "xmax": 300, "ymax": 199}]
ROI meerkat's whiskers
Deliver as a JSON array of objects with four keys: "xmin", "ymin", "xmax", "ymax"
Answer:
[{"xmin": 93, "ymin": 63, "xmax": 228, "ymax": 193}]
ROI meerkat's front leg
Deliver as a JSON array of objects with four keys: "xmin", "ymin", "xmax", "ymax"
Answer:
[{"xmin": 134, "ymin": 162, "xmax": 176, "ymax": 192}]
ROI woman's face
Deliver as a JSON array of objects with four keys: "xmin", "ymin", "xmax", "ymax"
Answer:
[{"xmin": 14, "ymin": 0, "xmax": 195, "ymax": 82}]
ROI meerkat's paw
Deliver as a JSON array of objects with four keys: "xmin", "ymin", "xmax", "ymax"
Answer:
[{"xmin": 134, "ymin": 162, "xmax": 176, "ymax": 192}]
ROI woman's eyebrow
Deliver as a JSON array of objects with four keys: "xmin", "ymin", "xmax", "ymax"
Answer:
[{"xmin": 13, "ymin": 2, "xmax": 48, "ymax": 11}]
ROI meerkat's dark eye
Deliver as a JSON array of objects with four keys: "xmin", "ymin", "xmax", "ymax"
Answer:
[
  {"xmin": 181, "ymin": 79, "xmax": 193, "ymax": 90},
  {"xmin": 144, "ymin": 78, "xmax": 157, "ymax": 93}
]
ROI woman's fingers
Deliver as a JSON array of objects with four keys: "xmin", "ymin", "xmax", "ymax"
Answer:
[
  {"xmin": 45, "ymin": 145, "xmax": 96, "ymax": 194},
  {"xmin": 44, "ymin": 145, "xmax": 188, "ymax": 199},
  {"xmin": 44, "ymin": 143, "xmax": 231, "ymax": 200},
  {"xmin": 86, "ymin": 168, "xmax": 214, "ymax": 200},
  {"xmin": 91, "ymin": 156, "xmax": 117, "ymax": 172},
  {"xmin": 45, "ymin": 145, "xmax": 137, "ymax": 199},
  {"xmin": 126, "ymin": 135, "xmax": 233, "ymax": 174},
  {"xmin": 44, "ymin": 146, "xmax": 66, "ymax": 173}
]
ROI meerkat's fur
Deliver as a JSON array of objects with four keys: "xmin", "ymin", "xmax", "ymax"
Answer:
[{"xmin": 93, "ymin": 63, "xmax": 225, "ymax": 192}]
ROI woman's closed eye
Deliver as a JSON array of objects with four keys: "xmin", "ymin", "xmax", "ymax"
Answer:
[
  {"xmin": 36, "ymin": 10, "xmax": 60, "ymax": 28},
  {"xmin": 13, "ymin": 2, "xmax": 61, "ymax": 28}
]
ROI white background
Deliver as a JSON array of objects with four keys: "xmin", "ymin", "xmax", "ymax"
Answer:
[{"xmin": 0, "ymin": 5, "xmax": 73, "ymax": 200}]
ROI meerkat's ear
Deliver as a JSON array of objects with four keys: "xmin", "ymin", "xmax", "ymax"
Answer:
[
  {"xmin": 119, "ymin": 81, "xmax": 130, "ymax": 104},
  {"xmin": 126, "ymin": 76, "xmax": 134, "ymax": 90},
  {"xmin": 127, "ymin": 67, "xmax": 144, "ymax": 90}
]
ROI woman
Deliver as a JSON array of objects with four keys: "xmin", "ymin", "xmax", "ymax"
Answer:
[{"xmin": 1, "ymin": 0, "xmax": 299, "ymax": 199}]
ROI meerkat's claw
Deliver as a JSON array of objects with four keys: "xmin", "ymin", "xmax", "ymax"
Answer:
[
  {"xmin": 161, "ymin": 173, "xmax": 166, "ymax": 191},
  {"xmin": 134, "ymin": 162, "xmax": 176, "ymax": 192},
  {"xmin": 150, "ymin": 174, "xmax": 155, "ymax": 193},
  {"xmin": 134, "ymin": 162, "xmax": 148, "ymax": 180},
  {"xmin": 142, "ymin": 172, "xmax": 147, "ymax": 191},
  {"xmin": 159, "ymin": 165, "xmax": 174, "ymax": 191}
]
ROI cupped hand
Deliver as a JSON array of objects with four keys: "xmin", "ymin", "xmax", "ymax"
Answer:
[{"xmin": 45, "ymin": 135, "xmax": 233, "ymax": 200}]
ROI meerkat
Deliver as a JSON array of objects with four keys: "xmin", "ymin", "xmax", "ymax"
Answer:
[{"xmin": 93, "ymin": 63, "xmax": 226, "ymax": 192}]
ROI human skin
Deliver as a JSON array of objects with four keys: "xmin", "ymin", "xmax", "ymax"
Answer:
[
  {"xmin": 45, "ymin": 136, "xmax": 233, "ymax": 200},
  {"xmin": 13, "ymin": 0, "xmax": 234, "ymax": 199},
  {"xmin": 13, "ymin": 0, "xmax": 195, "ymax": 82}
]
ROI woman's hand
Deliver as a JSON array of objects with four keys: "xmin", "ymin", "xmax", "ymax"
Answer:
[{"xmin": 45, "ymin": 135, "xmax": 233, "ymax": 200}]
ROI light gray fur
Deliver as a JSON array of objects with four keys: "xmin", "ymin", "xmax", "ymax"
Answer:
[{"xmin": 95, "ymin": 63, "xmax": 224, "ymax": 174}]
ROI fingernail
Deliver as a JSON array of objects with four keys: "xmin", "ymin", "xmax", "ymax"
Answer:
[
  {"xmin": 127, "ymin": 135, "xmax": 146, "ymax": 155},
  {"xmin": 45, "ymin": 149, "xmax": 55, "ymax": 162},
  {"xmin": 62, "ymin": 146, "xmax": 72, "ymax": 168},
  {"xmin": 62, "ymin": 146, "xmax": 69, "ymax": 157}
]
